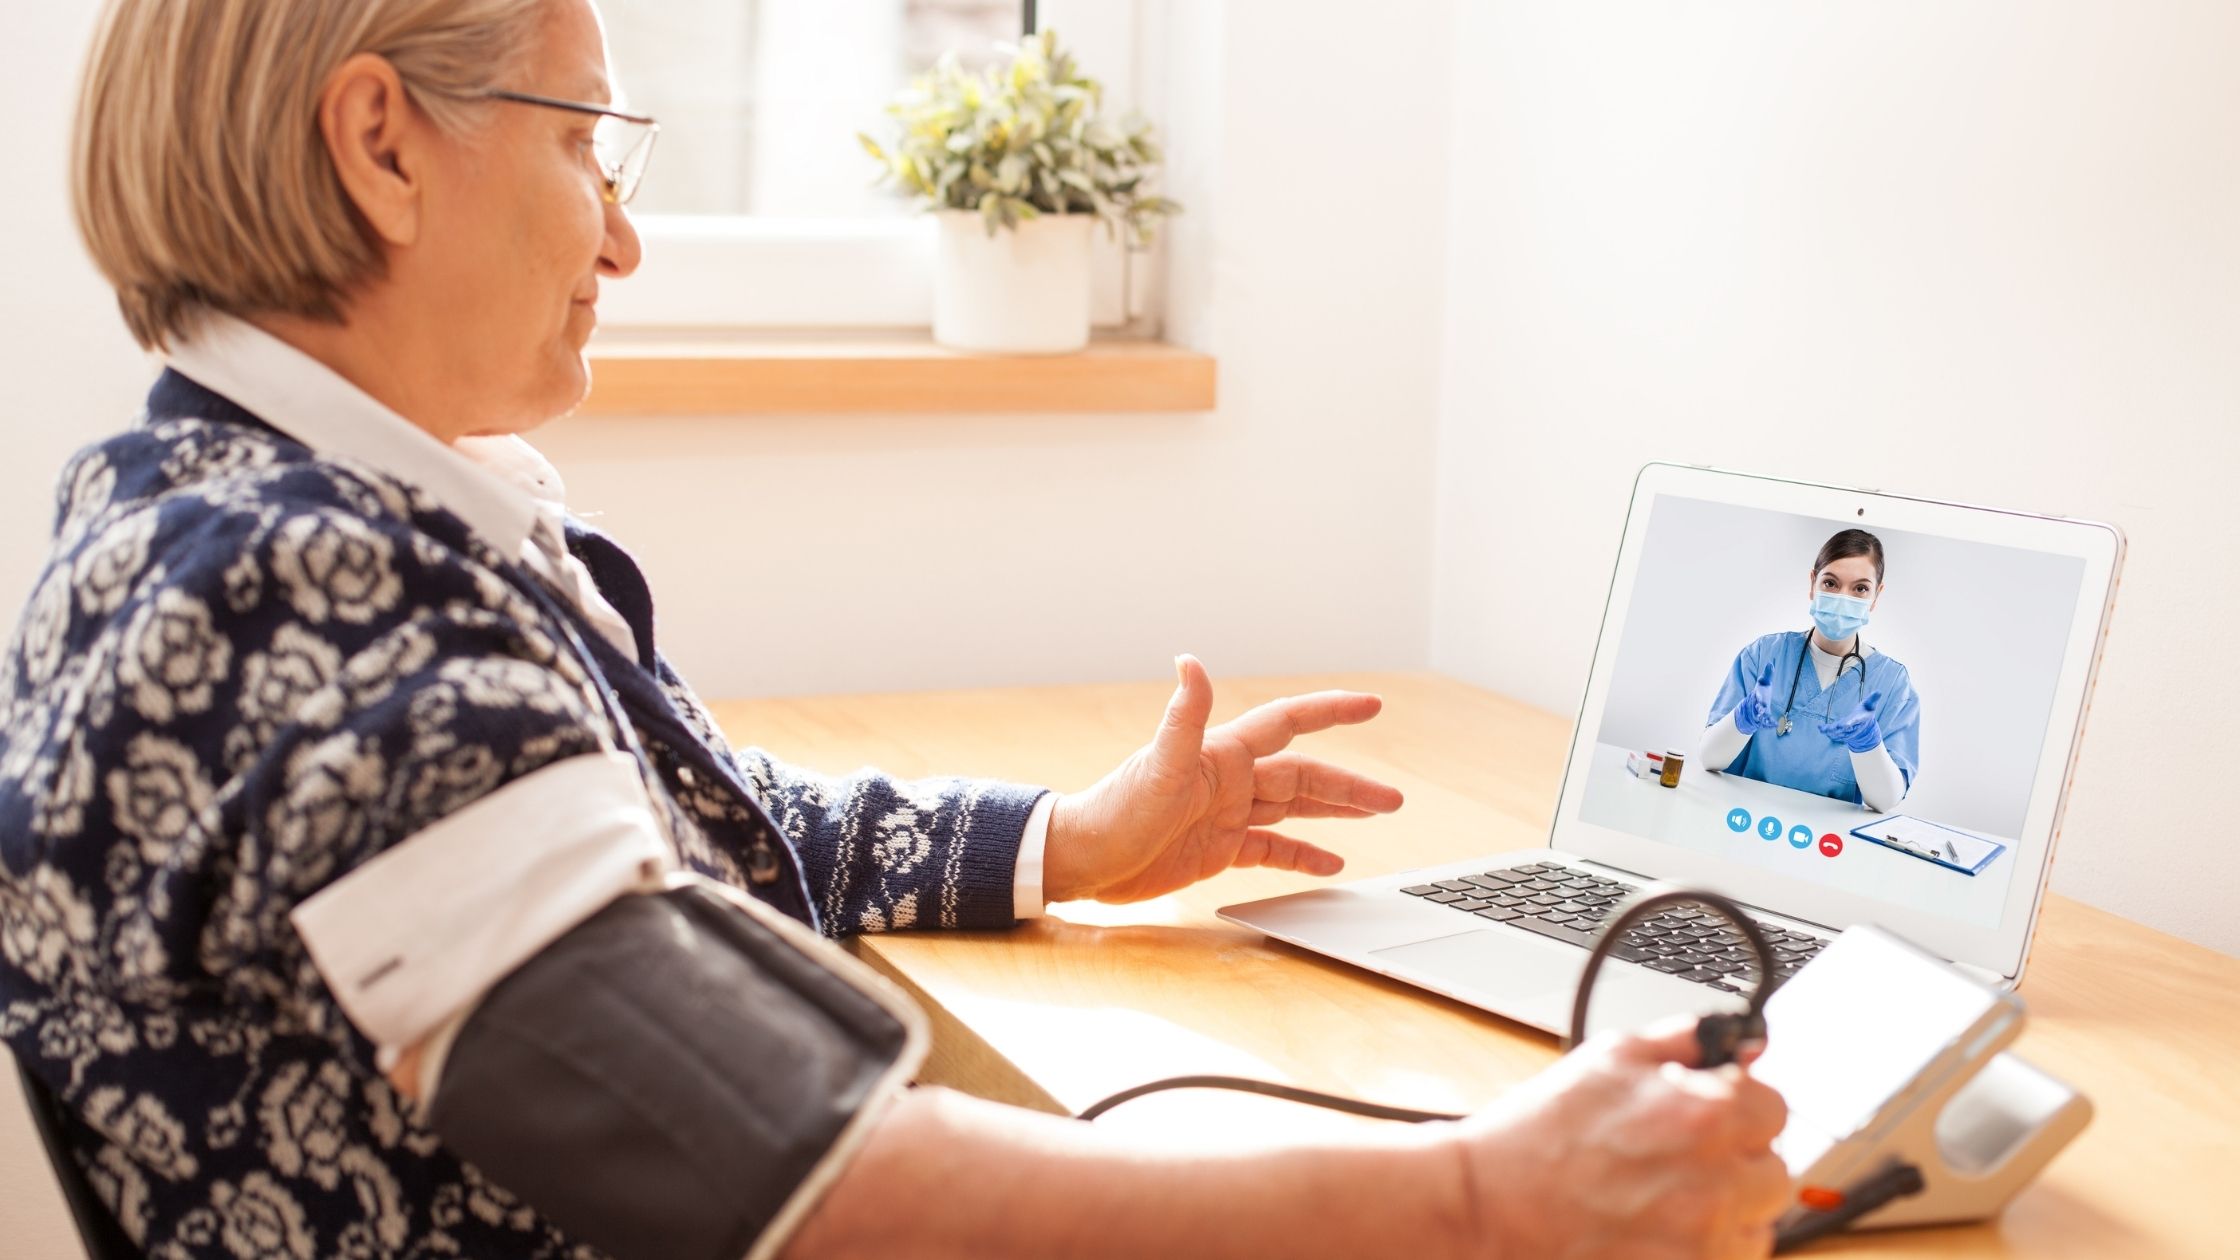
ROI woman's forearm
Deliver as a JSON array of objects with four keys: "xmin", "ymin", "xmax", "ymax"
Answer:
[
  {"xmin": 780, "ymin": 1085, "xmax": 1476, "ymax": 1260},
  {"xmin": 1699, "ymin": 709, "xmax": 1752, "ymax": 775},
  {"xmin": 1851, "ymin": 744, "xmax": 1908, "ymax": 812}
]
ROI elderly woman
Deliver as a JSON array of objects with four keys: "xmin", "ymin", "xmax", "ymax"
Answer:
[{"xmin": 1, "ymin": 1, "xmax": 1790, "ymax": 1257}]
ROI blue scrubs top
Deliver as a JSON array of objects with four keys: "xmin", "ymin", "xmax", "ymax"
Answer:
[{"xmin": 1706, "ymin": 631, "xmax": 1921, "ymax": 806}]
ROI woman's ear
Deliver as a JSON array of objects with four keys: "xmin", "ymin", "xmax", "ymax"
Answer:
[{"xmin": 319, "ymin": 52, "xmax": 422, "ymax": 248}]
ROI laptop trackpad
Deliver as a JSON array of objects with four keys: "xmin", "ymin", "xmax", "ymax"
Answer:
[
  {"xmin": 1371, "ymin": 928, "xmax": 1737, "ymax": 1037},
  {"xmin": 1370, "ymin": 929, "xmax": 1584, "ymax": 1028}
]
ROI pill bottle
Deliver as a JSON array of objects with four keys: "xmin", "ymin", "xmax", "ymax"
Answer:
[{"xmin": 1659, "ymin": 749, "xmax": 1686, "ymax": 789}]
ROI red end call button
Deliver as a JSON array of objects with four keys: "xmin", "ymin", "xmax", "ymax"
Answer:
[{"xmin": 1818, "ymin": 833, "xmax": 1844, "ymax": 858}]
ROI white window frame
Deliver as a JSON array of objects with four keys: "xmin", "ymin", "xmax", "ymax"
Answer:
[{"xmin": 597, "ymin": 0, "xmax": 1160, "ymax": 334}]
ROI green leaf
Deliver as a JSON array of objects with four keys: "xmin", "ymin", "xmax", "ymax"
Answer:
[{"xmin": 856, "ymin": 27, "xmax": 1166, "ymax": 223}]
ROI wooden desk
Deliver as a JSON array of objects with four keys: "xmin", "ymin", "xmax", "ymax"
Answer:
[{"xmin": 709, "ymin": 672, "xmax": 2239, "ymax": 1259}]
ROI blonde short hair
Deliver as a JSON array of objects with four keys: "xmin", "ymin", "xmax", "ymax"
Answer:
[{"xmin": 73, "ymin": 0, "xmax": 552, "ymax": 351}]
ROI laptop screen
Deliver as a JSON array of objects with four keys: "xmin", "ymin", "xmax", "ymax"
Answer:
[{"xmin": 1575, "ymin": 491, "xmax": 2087, "ymax": 934}]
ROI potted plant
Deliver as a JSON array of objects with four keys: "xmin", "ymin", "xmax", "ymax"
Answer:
[{"xmin": 859, "ymin": 30, "xmax": 1178, "ymax": 353}]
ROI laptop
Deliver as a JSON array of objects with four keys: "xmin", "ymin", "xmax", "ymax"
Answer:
[{"xmin": 1219, "ymin": 464, "xmax": 2124, "ymax": 1039}]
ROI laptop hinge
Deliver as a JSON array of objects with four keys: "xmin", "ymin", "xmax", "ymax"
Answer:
[{"xmin": 1570, "ymin": 859, "xmax": 2003, "ymax": 981}]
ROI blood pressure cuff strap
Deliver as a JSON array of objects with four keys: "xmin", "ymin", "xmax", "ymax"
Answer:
[{"xmin": 422, "ymin": 880, "xmax": 923, "ymax": 1260}]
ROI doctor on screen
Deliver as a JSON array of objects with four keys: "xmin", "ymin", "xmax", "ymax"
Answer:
[{"xmin": 1700, "ymin": 529, "xmax": 1921, "ymax": 811}]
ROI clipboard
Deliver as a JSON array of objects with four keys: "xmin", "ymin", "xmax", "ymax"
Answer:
[{"xmin": 1850, "ymin": 815, "xmax": 2006, "ymax": 876}]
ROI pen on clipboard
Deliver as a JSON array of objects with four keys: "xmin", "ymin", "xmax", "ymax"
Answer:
[{"xmin": 1875, "ymin": 829, "xmax": 1958, "ymax": 864}]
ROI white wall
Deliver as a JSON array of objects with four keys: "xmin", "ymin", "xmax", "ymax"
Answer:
[
  {"xmin": 1431, "ymin": 1, "xmax": 2240, "ymax": 956},
  {"xmin": 0, "ymin": 4, "xmax": 157, "ymax": 638}
]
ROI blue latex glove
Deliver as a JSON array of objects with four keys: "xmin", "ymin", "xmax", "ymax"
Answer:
[
  {"xmin": 1734, "ymin": 665, "xmax": 1779, "ymax": 735},
  {"xmin": 1818, "ymin": 691, "xmax": 1884, "ymax": 754}
]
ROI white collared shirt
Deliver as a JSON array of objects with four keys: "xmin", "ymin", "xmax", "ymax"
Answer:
[{"xmin": 164, "ymin": 314, "xmax": 1050, "ymax": 919}]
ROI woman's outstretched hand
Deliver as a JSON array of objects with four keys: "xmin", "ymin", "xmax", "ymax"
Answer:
[
  {"xmin": 1818, "ymin": 691, "xmax": 1885, "ymax": 754},
  {"xmin": 1041, "ymin": 655, "xmax": 1404, "ymax": 904},
  {"xmin": 1735, "ymin": 665, "xmax": 1779, "ymax": 735}
]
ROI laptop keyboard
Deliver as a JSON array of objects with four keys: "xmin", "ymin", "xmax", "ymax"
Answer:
[{"xmin": 1400, "ymin": 861, "xmax": 1826, "ymax": 993}]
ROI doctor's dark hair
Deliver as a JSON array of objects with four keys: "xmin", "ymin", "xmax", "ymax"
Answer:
[{"xmin": 1812, "ymin": 529, "xmax": 1885, "ymax": 584}]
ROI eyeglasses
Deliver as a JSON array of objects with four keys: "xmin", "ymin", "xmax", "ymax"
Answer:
[{"xmin": 485, "ymin": 89, "xmax": 659, "ymax": 206}]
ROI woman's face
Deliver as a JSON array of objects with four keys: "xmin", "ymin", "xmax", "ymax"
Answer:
[
  {"xmin": 1808, "ymin": 555, "xmax": 1882, "ymax": 610},
  {"xmin": 410, "ymin": 0, "xmax": 640, "ymax": 434}
]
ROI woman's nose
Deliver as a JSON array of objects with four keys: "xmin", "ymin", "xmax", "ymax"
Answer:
[{"xmin": 600, "ymin": 200, "xmax": 642, "ymax": 279}]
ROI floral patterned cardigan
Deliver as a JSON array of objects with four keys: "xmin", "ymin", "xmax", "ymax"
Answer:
[{"xmin": 0, "ymin": 370, "xmax": 1042, "ymax": 1258}]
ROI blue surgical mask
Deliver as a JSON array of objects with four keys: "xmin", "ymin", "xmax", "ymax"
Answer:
[{"xmin": 1811, "ymin": 591, "xmax": 1872, "ymax": 641}]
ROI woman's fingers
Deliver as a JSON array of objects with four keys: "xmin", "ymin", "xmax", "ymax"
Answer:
[
  {"xmin": 1251, "ymin": 753, "xmax": 1405, "ymax": 814},
  {"xmin": 1150, "ymin": 654, "xmax": 1216, "ymax": 763},
  {"xmin": 1729, "ymin": 1151, "xmax": 1794, "ymax": 1236},
  {"xmin": 1728, "ymin": 1076, "xmax": 1789, "ymax": 1149},
  {"xmin": 1233, "ymin": 828, "xmax": 1346, "ymax": 876},
  {"xmin": 1219, "ymin": 691, "xmax": 1384, "ymax": 757},
  {"xmin": 1246, "ymin": 798, "xmax": 1379, "ymax": 825}
]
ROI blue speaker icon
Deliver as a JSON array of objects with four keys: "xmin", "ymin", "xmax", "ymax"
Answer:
[{"xmin": 1726, "ymin": 807, "xmax": 1752, "ymax": 833}]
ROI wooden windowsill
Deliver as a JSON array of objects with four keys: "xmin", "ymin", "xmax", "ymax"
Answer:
[{"xmin": 580, "ymin": 331, "xmax": 1216, "ymax": 415}]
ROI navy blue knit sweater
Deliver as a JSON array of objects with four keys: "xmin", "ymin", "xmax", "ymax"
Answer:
[{"xmin": 0, "ymin": 371, "xmax": 1042, "ymax": 1257}]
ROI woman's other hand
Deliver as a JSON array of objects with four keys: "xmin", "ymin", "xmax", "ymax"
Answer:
[
  {"xmin": 1817, "ymin": 691, "xmax": 1884, "ymax": 754},
  {"xmin": 1735, "ymin": 665, "xmax": 1779, "ymax": 735},
  {"xmin": 1040, "ymin": 655, "xmax": 1403, "ymax": 904},
  {"xmin": 1455, "ymin": 1016, "xmax": 1792, "ymax": 1260}
]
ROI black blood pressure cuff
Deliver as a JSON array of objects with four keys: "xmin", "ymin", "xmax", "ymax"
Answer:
[{"xmin": 423, "ymin": 881, "xmax": 922, "ymax": 1260}]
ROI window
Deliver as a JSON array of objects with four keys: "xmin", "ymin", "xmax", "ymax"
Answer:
[
  {"xmin": 594, "ymin": 0, "xmax": 1153, "ymax": 332},
  {"xmin": 602, "ymin": 0, "xmax": 1024, "ymax": 220}
]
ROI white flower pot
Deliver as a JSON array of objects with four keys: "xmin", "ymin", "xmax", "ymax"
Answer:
[{"xmin": 932, "ymin": 210, "xmax": 1095, "ymax": 354}]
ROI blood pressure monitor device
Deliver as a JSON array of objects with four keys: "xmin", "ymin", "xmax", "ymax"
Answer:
[{"xmin": 1752, "ymin": 923, "xmax": 2091, "ymax": 1238}]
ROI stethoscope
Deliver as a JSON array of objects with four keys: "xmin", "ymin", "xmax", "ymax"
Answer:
[{"xmin": 1775, "ymin": 630, "xmax": 1868, "ymax": 737}]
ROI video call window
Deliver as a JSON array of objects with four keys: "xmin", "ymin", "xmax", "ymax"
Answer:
[{"xmin": 1579, "ymin": 495, "xmax": 2085, "ymax": 930}]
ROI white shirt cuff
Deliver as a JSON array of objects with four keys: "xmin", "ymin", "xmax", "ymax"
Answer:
[{"xmin": 1013, "ymin": 792, "xmax": 1055, "ymax": 920}]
